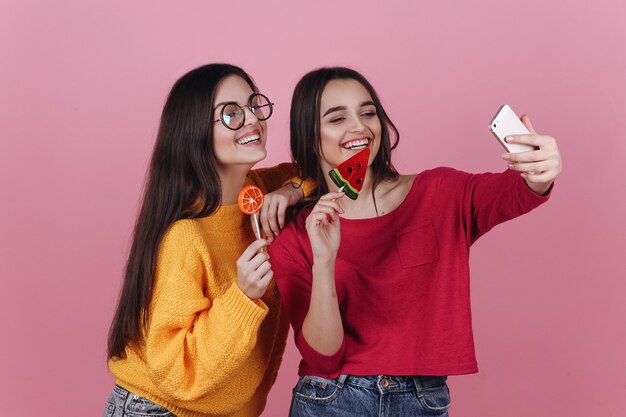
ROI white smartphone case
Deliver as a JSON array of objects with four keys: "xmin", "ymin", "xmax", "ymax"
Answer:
[{"xmin": 489, "ymin": 104, "xmax": 535, "ymax": 153}]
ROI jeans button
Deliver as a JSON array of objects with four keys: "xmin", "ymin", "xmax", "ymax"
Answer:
[{"xmin": 380, "ymin": 378, "xmax": 389, "ymax": 388}]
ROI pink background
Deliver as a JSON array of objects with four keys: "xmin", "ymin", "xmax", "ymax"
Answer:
[{"xmin": 1, "ymin": 1, "xmax": 625, "ymax": 416}]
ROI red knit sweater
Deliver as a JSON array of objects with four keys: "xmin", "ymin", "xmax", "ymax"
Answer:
[{"xmin": 268, "ymin": 168, "xmax": 551, "ymax": 378}]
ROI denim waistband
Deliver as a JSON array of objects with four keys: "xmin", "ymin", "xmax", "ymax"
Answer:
[{"xmin": 341, "ymin": 375, "xmax": 447, "ymax": 394}]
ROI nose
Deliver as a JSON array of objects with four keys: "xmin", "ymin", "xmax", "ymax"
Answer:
[
  {"xmin": 243, "ymin": 106, "xmax": 260, "ymax": 127},
  {"xmin": 348, "ymin": 114, "xmax": 365, "ymax": 133}
]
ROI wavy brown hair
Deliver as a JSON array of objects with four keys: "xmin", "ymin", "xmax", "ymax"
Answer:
[
  {"xmin": 290, "ymin": 67, "xmax": 400, "ymax": 206},
  {"xmin": 107, "ymin": 64, "xmax": 257, "ymax": 359}
]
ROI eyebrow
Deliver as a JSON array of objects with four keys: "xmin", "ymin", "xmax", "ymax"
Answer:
[
  {"xmin": 214, "ymin": 101, "xmax": 234, "ymax": 109},
  {"xmin": 214, "ymin": 93, "xmax": 257, "ymax": 110},
  {"xmin": 322, "ymin": 101, "xmax": 376, "ymax": 117}
]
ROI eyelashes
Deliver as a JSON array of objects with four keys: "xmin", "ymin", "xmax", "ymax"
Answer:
[{"xmin": 328, "ymin": 111, "xmax": 378, "ymax": 124}]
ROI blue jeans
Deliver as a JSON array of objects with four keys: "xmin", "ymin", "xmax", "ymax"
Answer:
[
  {"xmin": 103, "ymin": 385, "xmax": 175, "ymax": 417},
  {"xmin": 290, "ymin": 375, "xmax": 450, "ymax": 417}
]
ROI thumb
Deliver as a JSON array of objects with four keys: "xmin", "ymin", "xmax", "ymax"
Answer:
[{"xmin": 520, "ymin": 114, "xmax": 537, "ymax": 135}]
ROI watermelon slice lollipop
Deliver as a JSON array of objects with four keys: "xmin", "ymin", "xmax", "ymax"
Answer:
[
  {"xmin": 328, "ymin": 148, "xmax": 370, "ymax": 200},
  {"xmin": 238, "ymin": 185, "xmax": 264, "ymax": 240}
]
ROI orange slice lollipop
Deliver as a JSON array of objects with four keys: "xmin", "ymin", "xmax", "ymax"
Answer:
[{"xmin": 238, "ymin": 185, "xmax": 264, "ymax": 215}]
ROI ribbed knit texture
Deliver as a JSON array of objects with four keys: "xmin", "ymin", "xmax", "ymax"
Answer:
[{"xmin": 108, "ymin": 164, "xmax": 312, "ymax": 417}]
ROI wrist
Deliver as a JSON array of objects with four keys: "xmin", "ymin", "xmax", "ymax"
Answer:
[
  {"xmin": 526, "ymin": 179, "xmax": 553, "ymax": 196},
  {"xmin": 313, "ymin": 258, "xmax": 336, "ymax": 272},
  {"xmin": 290, "ymin": 182, "xmax": 305, "ymax": 200}
]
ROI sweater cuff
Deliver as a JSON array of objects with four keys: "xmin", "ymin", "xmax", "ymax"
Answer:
[
  {"xmin": 512, "ymin": 169, "xmax": 553, "ymax": 208},
  {"xmin": 217, "ymin": 283, "xmax": 268, "ymax": 334},
  {"xmin": 281, "ymin": 177, "xmax": 317, "ymax": 199}
]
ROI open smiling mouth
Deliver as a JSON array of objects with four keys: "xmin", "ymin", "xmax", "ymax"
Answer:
[
  {"xmin": 237, "ymin": 133, "xmax": 260, "ymax": 145},
  {"xmin": 341, "ymin": 138, "xmax": 370, "ymax": 150}
]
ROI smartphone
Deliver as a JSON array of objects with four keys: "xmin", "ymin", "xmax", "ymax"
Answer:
[{"xmin": 489, "ymin": 104, "xmax": 535, "ymax": 153}]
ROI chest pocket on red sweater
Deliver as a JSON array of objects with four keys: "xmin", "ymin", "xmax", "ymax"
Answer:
[{"xmin": 395, "ymin": 220, "xmax": 440, "ymax": 268}]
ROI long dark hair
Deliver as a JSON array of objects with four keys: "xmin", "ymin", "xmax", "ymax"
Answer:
[
  {"xmin": 107, "ymin": 64, "xmax": 257, "ymax": 359},
  {"xmin": 290, "ymin": 67, "xmax": 400, "ymax": 203}
]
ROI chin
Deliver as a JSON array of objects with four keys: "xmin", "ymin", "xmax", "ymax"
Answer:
[{"xmin": 250, "ymin": 149, "xmax": 267, "ymax": 164}]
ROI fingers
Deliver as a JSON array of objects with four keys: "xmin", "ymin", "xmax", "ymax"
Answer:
[
  {"xmin": 274, "ymin": 199, "xmax": 288, "ymax": 232},
  {"xmin": 306, "ymin": 198, "xmax": 344, "ymax": 228},
  {"xmin": 257, "ymin": 268, "xmax": 274, "ymax": 289},
  {"xmin": 502, "ymin": 135, "xmax": 559, "ymax": 171},
  {"xmin": 239, "ymin": 239, "xmax": 268, "ymax": 263},
  {"xmin": 259, "ymin": 198, "xmax": 285, "ymax": 241},
  {"xmin": 314, "ymin": 199, "xmax": 345, "ymax": 214},
  {"xmin": 307, "ymin": 210, "xmax": 338, "ymax": 228},
  {"xmin": 248, "ymin": 250, "xmax": 271, "ymax": 272},
  {"xmin": 320, "ymin": 192, "xmax": 345, "ymax": 202},
  {"xmin": 501, "ymin": 149, "xmax": 539, "ymax": 163},
  {"xmin": 259, "ymin": 202, "xmax": 271, "ymax": 239},
  {"xmin": 506, "ymin": 160, "xmax": 558, "ymax": 175},
  {"xmin": 520, "ymin": 169, "xmax": 557, "ymax": 184},
  {"xmin": 260, "ymin": 184, "xmax": 306, "ymax": 241},
  {"xmin": 504, "ymin": 134, "xmax": 552, "ymax": 148},
  {"xmin": 520, "ymin": 114, "xmax": 537, "ymax": 135},
  {"xmin": 237, "ymin": 239, "xmax": 273, "ymax": 300}
]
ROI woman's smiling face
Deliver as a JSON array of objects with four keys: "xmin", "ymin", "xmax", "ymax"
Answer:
[
  {"xmin": 211, "ymin": 75, "xmax": 267, "ymax": 170},
  {"xmin": 318, "ymin": 78, "xmax": 381, "ymax": 174}
]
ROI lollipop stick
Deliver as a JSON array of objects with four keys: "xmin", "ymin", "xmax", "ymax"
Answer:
[
  {"xmin": 251, "ymin": 212, "xmax": 267, "ymax": 253},
  {"xmin": 252, "ymin": 212, "xmax": 262, "ymax": 240},
  {"xmin": 332, "ymin": 185, "xmax": 345, "ymax": 202}
]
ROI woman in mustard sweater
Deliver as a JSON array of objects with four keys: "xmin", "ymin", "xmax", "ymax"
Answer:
[{"xmin": 103, "ymin": 64, "xmax": 313, "ymax": 417}]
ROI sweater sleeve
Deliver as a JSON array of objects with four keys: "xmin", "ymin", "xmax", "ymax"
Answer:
[
  {"xmin": 144, "ymin": 221, "xmax": 269, "ymax": 401},
  {"xmin": 268, "ymin": 222, "xmax": 346, "ymax": 374},
  {"xmin": 249, "ymin": 162, "xmax": 317, "ymax": 198},
  {"xmin": 438, "ymin": 168, "xmax": 552, "ymax": 245}
]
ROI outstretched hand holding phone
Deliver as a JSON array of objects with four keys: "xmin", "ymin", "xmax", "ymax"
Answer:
[{"xmin": 491, "ymin": 105, "xmax": 562, "ymax": 195}]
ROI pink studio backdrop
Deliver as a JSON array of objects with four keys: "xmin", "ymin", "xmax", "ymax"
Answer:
[{"xmin": 1, "ymin": 1, "xmax": 625, "ymax": 416}]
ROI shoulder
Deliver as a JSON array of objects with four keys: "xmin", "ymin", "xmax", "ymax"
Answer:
[
  {"xmin": 248, "ymin": 163, "xmax": 298, "ymax": 188},
  {"xmin": 417, "ymin": 166, "xmax": 470, "ymax": 181},
  {"xmin": 268, "ymin": 209, "xmax": 313, "ymax": 274},
  {"xmin": 155, "ymin": 219, "xmax": 205, "ymax": 277},
  {"xmin": 412, "ymin": 166, "xmax": 476, "ymax": 191},
  {"xmin": 160, "ymin": 219, "xmax": 203, "ymax": 252}
]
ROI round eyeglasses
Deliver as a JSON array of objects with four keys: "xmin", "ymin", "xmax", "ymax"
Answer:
[{"xmin": 213, "ymin": 93, "xmax": 274, "ymax": 131}]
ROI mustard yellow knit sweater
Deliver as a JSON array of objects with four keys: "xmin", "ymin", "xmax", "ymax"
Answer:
[{"xmin": 108, "ymin": 164, "xmax": 313, "ymax": 417}]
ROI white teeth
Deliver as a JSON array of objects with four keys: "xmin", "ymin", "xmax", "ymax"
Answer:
[
  {"xmin": 237, "ymin": 134, "xmax": 260, "ymax": 145},
  {"xmin": 342, "ymin": 138, "xmax": 369, "ymax": 149}
]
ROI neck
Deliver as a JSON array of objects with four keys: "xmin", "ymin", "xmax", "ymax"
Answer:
[{"xmin": 218, "ymin": 163, "xmax": 254, "ymax": 205}]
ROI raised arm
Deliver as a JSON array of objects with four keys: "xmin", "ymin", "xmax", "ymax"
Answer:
[
  {"xmin": 300, "ymin": 192, "xmax": 346, "ymax": 357},
  {"xmin": 270, "ymin": 192, "xmax": 347, "ymax": 374},
  {"xmin": 249, "ymin": 162, "xmax": 316, "ymax": 240}
]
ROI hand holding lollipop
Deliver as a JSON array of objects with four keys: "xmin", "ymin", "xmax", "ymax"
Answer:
[
  {"xmin": 238, "ymin": 185, "xmax": 264, "ymax": 240},
  {"xmin": 237, "ymin": 185, "xmax": 272, "ymax": 300}
]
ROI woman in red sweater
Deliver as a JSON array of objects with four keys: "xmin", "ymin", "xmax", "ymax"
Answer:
[{"xmin": 268, "ymin": 67, "xmax": 562, "ymax": 417}]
